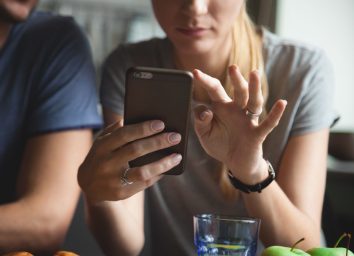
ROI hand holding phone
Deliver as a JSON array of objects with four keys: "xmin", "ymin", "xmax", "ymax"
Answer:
[{"xmin": 124, "ymin": 67, "xmax": 193, "ymax": 175}]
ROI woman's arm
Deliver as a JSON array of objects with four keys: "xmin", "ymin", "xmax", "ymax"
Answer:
[
  {"xmin": 84, "ymin": 191, "xmax": 145, "ymax": 256},
  {"xmin": 79, "ymin": 109, "xmax": 183, "ymax": 256},
  {"xmin": 193, "ymin": 66, "xmax": 328, "ymax": 250},
  {"xmin": 243, "ymin": 130, "xmax": 328, "ymax": 248},
  {"xmin": 81, "ymin": 110, "xmax": 145, "ymax": 256}
]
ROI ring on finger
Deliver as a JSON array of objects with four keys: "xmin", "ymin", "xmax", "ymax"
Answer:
[
  {"xmin": 121, "ymin": 167, "xmax": 133, "ymax": 186},
  {"xmin": 245, "ymin": 108, "xmax": 262, "ymax": 119}
]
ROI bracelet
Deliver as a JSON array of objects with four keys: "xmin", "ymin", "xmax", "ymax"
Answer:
[{"xmin": 227, "ymin": 160, "xmax": 275, "ymax": 193}]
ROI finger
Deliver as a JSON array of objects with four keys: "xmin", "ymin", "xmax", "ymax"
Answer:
[
  {"xmin": 258, "ymin": 100, "xmax": 287, "ymax": 138},
  {"xmin": 91, "ymin": 152, "xmax": 182, "ymax": 202},
  {"xmin": 99, "ymin": 120, "xmax": 165, "ymax": 152},
  {"xmin": 115, "ymin": 175, "xmax": 162, "ymax": 201},
  {"xmin": 126, "ymin": 153, "xmax": 182, "ymax": 184},
  {"xmin": 193, "ymin": 104, "xmax": 213, "ymax": 139},
  {"xmin": 229, "ymin": 65, "xmax": 249, "ymax": 109},
  {"xmin": 115, "ymin": 131, "xmax": 182, "ymax": 163},
  {"xmin": 113, "ymin": 153, "xmax": 182, "ymax": 199},
  {"xmin": 247, "ymin": 70, "xmax": 263, "ymax": 115},
  {"xmin": 193, "ymin": 69, "xmax": 232, "ymax": 103}
]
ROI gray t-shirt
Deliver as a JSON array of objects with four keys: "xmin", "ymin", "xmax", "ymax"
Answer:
[{"xmin": 100, "ymin": 30, "xmax": 337, "ymax": 256}]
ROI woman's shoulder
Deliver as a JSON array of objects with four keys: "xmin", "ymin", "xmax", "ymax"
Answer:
[{"xmin": 262, "ymin": 29, "xmax": 329, "ymax": 67}]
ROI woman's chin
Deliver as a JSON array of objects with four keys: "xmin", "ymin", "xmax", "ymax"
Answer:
[{"xmin": 174, "ymin": 40, "xmax": 216, "ymax": 56}]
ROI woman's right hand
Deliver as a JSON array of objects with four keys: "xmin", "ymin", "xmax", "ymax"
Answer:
[{"xmin": 78, "ymin": 119, "xmax": 182, "ymax": 204}]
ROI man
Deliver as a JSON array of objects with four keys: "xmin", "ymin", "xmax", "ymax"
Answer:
[{"xmin": 0, "ymin": 0, "xmax": 102, "ymax": 254}]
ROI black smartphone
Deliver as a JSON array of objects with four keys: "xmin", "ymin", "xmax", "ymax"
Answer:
[{"xmin": 124, "ymin": 66, "xmax": 193, "ymax": 175}]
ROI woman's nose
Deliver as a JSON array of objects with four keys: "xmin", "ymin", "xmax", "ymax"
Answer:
[{"xmin": 182, "ymin": 0, "xmax": 208, "ymax": 16}]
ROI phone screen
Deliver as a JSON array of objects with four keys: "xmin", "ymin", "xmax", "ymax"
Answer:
[{"xmin": 124, "ymin": 67, "xmax": 193, "ymax": 175}]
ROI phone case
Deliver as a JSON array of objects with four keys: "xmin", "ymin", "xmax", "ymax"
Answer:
[{"xmin": 124, "ymin": 67, "xmax": 193, "ymax": 175}]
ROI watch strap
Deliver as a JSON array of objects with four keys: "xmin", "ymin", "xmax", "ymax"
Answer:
[{"xmin": 227, "ymin": 160, "xmax": 275, "ymax": 193}]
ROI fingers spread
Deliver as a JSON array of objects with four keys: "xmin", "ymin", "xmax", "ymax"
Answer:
[
  {"xmin": 229, "ymin": 65, "xmax": 249, "ymax": 109},
  {"xmin": 258, "ymin": 100, "xmax": 287, "ymax": 138},
  {"xmin": 247, "ymin": 70, "xmax": 263, "ymax": 115},
  {"xmin": 193, "ymin": 69, "xmax": 231, "ymax": 103}
]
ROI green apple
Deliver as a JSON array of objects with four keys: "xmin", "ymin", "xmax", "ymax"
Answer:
[
  {"xmin": 307, "ymin": 247, "xmax": 354, "ymax": 256},
  {"xmin": 262, "ymin": 238, "xmax": 310, "ymax": 256},
  {"xmin": 307, "ymin": 233, "xmax": 354, "ymax": 256},
  {"xmin": 262, "ymin": 245, "xmax": 310, "ymax": 256}
]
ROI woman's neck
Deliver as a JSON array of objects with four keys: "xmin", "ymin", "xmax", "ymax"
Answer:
[
  {"xmin": 173, "ymin": 37, "xmax": 232, "ymax": 101},
  {"xmin": 174, "ymin": 43, "xmax": 231, "ymax": 82},
  {"xmin": 176, "ymin": 53, "xmax": 228, "ymax": 82}
]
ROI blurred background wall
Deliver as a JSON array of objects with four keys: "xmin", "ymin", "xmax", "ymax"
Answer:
[
  {"xmin": 275, "ymin": 3, "xmax": 354, "ymax": 247},
  {"xmin": 38, "ymin": 0, "xmax": 163, "ymax": 81},
  {"xmin": 277, "ymin": 0, "xmax": 354, "ymax": 131}
]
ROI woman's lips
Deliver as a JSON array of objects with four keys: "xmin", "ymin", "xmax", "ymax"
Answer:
[{"xmin": 176, "ymin": 27, "xmax": 208, "ymax": 37}]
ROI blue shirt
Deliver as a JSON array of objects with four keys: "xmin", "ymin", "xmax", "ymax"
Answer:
[{"xmin": 0, "ymin": 11, "xmax": 102, "ymax": 203}]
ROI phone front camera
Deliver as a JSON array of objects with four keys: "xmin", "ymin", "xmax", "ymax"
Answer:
[
  {"xmin": 133, "ymin": 72, "xmax": 142, "ymax": 79},
  {"xmin": 134, "ymin": 71, "xmax": 153, "ymax": 79}
]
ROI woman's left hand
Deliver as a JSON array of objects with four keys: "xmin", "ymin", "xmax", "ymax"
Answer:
[{"xmin": 193, "ymin": 65, "xmax": 287, "ymax": 183}]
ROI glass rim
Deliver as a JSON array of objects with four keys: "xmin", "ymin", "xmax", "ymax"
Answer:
[{"xmin": 193, "ymin": 213, "xmax": 260, "ymax": 224}]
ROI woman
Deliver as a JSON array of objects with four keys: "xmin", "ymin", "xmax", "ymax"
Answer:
[{"xmin": 78, "ymin": 0, "xmax": 336, "ymax": 255}]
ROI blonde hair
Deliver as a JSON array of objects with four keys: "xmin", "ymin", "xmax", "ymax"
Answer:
[{"xmin": 220, "ymin": 3, "xmax": 268, "ymax": 199}]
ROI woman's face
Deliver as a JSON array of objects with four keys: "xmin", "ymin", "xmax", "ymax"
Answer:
[{"xmin": 151, "ymin": 0, "xmax": 244, "ymax": 55}]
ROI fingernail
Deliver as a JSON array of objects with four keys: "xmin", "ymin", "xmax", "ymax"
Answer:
[
  {"xmin": 193, "ymin": 69, "xmax": 201, "ymax": 78},
  {"xmin": 229, "ymin": 65, "xmax": 237, "ymax": 72},
  {"xmin": 172, "ymin": 154, "xmax": 182, "ymax": 164},
  {"xmin": 151, "ymin": 121, "xmax": 164, "ymax": 131},
  {"xmin": 168, "ymin": 133, "xmax": 181, "ymax": 143}
]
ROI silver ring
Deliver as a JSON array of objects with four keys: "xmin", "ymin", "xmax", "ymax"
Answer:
[
  {"xmin": 120, "ymin": 167, "xmax": 133, "ymax": 186},
  {"xmin": 245, "ymin": 108, "xmax": 262, "ymax": 118}
]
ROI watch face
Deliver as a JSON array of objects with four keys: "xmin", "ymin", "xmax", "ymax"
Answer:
[{"xmin": 267, "ymin": 160, "xmax": 276, "ymax": 179}]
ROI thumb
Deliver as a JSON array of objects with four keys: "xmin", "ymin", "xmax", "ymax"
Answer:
[{"xmin": 194, "ymin": 104, "xmax": 213, "ymax": 138}]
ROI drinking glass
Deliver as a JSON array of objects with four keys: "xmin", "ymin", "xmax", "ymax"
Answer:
[{"xmin": 193, "ymin": 214, "xmax": 260, "ymax": 256}]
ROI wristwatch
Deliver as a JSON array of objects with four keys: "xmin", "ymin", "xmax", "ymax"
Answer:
[{"xmin": 227, "ymin": 160, "xmax": 276, "ymax": 193}]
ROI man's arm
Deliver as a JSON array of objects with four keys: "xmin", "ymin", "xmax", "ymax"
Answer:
[
  {"xmin": 82, "ymin": 110, "xmax": 145, "ymax": 256},
  {"xmin": 0, "ymin": 129, "xmax": 93, "ymax": 254}
]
